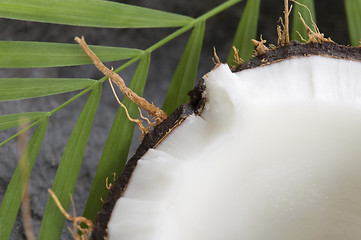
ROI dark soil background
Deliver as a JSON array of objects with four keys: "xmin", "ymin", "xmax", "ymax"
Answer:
[{"xmin": 0, "ymin": 0, "xmax": 350, "ymax": 239}]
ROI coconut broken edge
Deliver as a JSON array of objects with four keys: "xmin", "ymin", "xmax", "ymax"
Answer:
[
  {"xmin": 232, "ymin": 40, "xmax": 361, "ymax": 72},
  {"xmin": 91, "ymin": 80, "xmax": 205, "ymax": 239},
  {"xmin": 91, "ymin": 41, "xmax": 361, "ymax": 240}
]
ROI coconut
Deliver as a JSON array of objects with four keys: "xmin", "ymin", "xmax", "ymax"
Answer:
[
  {"xmin": 90, "ymin": 41, "xmax": 361, "ymax": 240},
  {"xmin": 73, "ymin": 3, "xmax": 361, "ymax": 239}
]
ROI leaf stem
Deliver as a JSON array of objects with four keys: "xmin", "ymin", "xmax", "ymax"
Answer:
[
  {"xmin": 198, "ymin": 0, "xmax": 243, "ymax": 21},
  {"xmin": 145, "ymin": 0, "xmax": 243, "ymax": 54},
  {"xmin": 0, "ymin": 117, "xmax": 49, "ymax": 147},
  {"xmin": 49, "ymin": 86, "xmax": 96, "ymax": 115}
]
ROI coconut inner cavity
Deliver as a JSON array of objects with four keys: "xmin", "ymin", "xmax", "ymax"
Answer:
[{"xmin": 108, "ymin": 56, "xmax": 361, "ymax": 240}]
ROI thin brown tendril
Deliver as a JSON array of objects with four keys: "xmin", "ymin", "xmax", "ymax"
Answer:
[{"xmin": 74, "ymin": 36, "xmax": 167, "ymax": 122}]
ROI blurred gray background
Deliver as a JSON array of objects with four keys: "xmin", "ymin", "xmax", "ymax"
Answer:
[{"xmin": 0, "ymin": 0, "xmax": 349, "ymax": 239}]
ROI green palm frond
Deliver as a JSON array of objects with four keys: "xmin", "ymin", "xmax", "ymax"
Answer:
[
  {"xmin": 163, "ymin": 20, "xmax": 205, "ymax": 114},
  {"xmin": 0, "ymin": 0, "xmax": 193, "ymax": 28},
  {"xmin": 344, "ymin": 0, "xmax": 361, "ymax": 46},
  {"xmin": 0, "ymin": 0, "xmax": 359, "ymax": 239},
  {"xmin": 0, "ymin": 41, "xmax": 141, "ymax": 68},
  {"xmin": 0, "ymin": 0, "xmax": 242, "ymax": 238},
  {"xmin": 227, "ymin": 0, "xmax": 261, "ymax": 63},
  {"xmin": 0, "ymin": 78, "xmax": 95, "ymax": 101},
  {"xmin": 0, "ymin": 112, "xmax": 49, "ymax": 131},
  {"xmin": 39, "ymin": 85, "xmax": 102, "ymax": 239}
]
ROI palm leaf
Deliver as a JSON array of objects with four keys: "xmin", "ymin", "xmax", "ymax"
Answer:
[
  {"xmin": 291, "ymin": 0, "xmax": 316, "ymax": 42},
  {"xmin": 344, "ymin": 0, "xmax": 361, "ymax": 46},
  {"xmin": 227, "ymin": 0, "xmax": 261, "ymax": 63},
  {"xmin": 0, "ymin": 78, "xmax": 95, "ymax": 101},
  {"xmin": 0, "ymin": 0, "xmax": 193, "ymax": 28},
  {"xmin": 0, "ymin": 118, "xmax": 48, "ymax": 239},
  {"xmin": 82, "ymin": 52, "xmax": 151, "ymax": 222},
  {"xmin": 0, "ymin": 112, "xmax": 50, "ymax": 131},
  {"xmin": 38, "ymin": 85, "xmax": 102, "ymax": 240},
  {"xmin": 162, "ymin": 21, "xmax": 206, "ymax": 114},
  {"xmin": 0, "ymin": 41, "xmax": 141, "ymax": 68}
]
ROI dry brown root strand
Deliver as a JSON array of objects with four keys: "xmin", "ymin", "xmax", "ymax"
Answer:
[
  {"xmin": 277, "ymin": 24, "xmax": 282, "ymax": 46},
  {"xmin": 277, "ymin": 16, "xmax": 289, "ymax": 45},
  {"xmin": 74, "ymin": 36, "xmax": 167, "ymax": 123},
  {"xmin": 139, "ymin": 107, "xmax": 158, "ymax": 128},
  {"xmin": 105, "ymin": 173, "xmax": 117, "ymax": 190},
  {"xmin": 212, "ymin": 47, "xmax": 221, "ymax": 68},
  {"xmin": 297, "ymin": 12, "xmax": 333, "ymax": 43},
  {"xmin": 48, "ymin": 189, "xmax": 93, "ymax": 240},
  {"xmin": 232, "ymin": 46, "xmax": 244, "ymax": 65},
  {"xmin": 290, "ymin": 0, "xmax": 332, "ymax": 43},
  {"xmin": 108, "ymin": 78, "xmax": 150, "ymax": 137},
  {"xmin": 69, "ymin": 193, "xmax": 88, "ymax": 240},
  {"xmin": 105, "ymin": 177, "xmax": 112, "ymax": 190},
  {"xmin": 296, "ymin": 30, "xmax": 309, "ymax": 43},
  {"xmin": 278, "ymin": 0, "xmax": 292, "ymax": 46},
  {"xmin": 251, "ymin": 36, "xmax": 269, "ymax": 56},
  {"xmin": 283, "ymin": 0, "xmax": 290, "ymax": 45},
  {"xmin": 268, "ymin": 44, "xmax": 277, "ymax": 50}
]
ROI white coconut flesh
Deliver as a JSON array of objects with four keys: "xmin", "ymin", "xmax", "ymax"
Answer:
[{"xmin": 108, "ymin": 56, "xmax": 361, "ymax": 240}]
